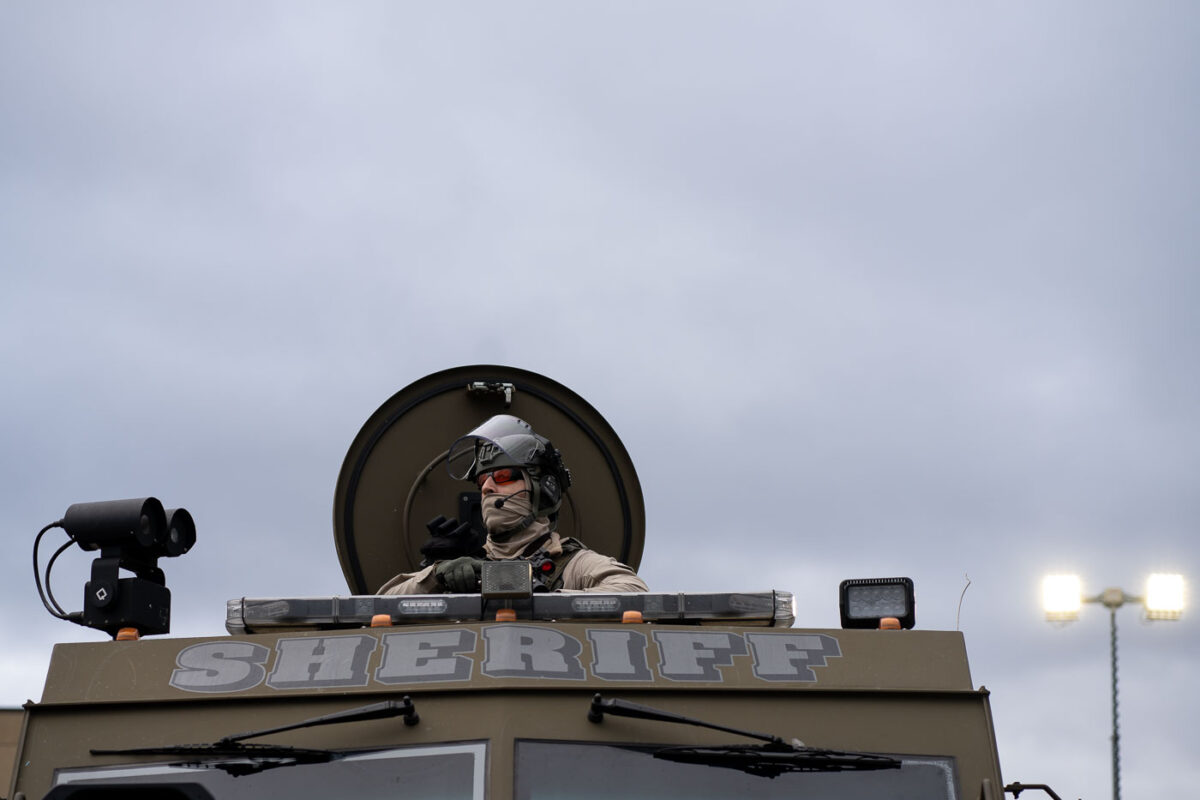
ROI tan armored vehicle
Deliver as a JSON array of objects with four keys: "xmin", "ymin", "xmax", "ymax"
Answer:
[{"xmin": 13, "ymin": 366, "xmax": 1052, "ymax": 800}]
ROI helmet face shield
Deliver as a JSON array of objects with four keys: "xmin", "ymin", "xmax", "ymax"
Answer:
[{"xmin": 446, "ymin": 415, "xmax": 546, "ymax": 480}]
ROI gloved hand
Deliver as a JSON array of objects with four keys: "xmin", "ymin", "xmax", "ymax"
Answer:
[
  {"xmin": 419, "ymin": 515, "xmax": 485, "ymax": 566},
  {"xmin": 435, "ymin": 556, "xmax": 485, "ymax": 593}
]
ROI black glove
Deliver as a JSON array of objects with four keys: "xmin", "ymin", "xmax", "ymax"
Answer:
[
  {"xmin": 435, "ymin": 556, "xmax": 485, "ymax": 593},
  {"xmin": 419, "ymin": 515, "xmax": 485, "ymax": 566}
]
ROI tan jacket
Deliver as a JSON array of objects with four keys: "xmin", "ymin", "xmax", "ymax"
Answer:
[{"xmin": 378, "ymin": 527, "xmax": 647, "ymax": 595}]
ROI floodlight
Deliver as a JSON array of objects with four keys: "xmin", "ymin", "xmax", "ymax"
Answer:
[
  {"xmin": 1040, "ymin": 569, "xmax": 1186, "ymax": 800},
  {"xmin": 839, "ymin": 577, "xmax": 915, "ymax": 629},
  {"xmin": 1042, "ymin": 574, "xmax": 1082, "ymax": 621},
  {"xmin": 1144, "ymin": 573, "xmax": 1184, "ymax": 620}
]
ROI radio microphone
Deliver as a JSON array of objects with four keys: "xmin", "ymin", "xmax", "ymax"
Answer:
[{"xmin": 493, "ymin": 489, "xmax": 531, "ymax": 509}]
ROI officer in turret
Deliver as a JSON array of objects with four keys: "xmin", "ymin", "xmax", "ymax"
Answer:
[{"xmin": 378, "ymin": 414, "xmax": 648, "ymax": 595}]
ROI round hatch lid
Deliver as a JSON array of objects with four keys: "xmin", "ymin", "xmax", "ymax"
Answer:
[{"xmin": 333, "ymin": 365, "xmax": 646, "ymax": 594}]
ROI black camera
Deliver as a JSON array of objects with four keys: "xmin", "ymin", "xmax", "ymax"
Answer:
[
  {"xmin": 64, "ymin": 497, "xmax": 195, "ymax": 559},
  {"xmin": 39, "ymin": 497, "xmax": 197, "ymax": 638}
]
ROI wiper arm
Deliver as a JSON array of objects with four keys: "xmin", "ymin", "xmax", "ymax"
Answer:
[
  {"xmin": 92, "ymin": 698, "xmax": 420, "ymax": 776},
  {"xmin": 653, "ymin": 744, "xmax": 901, "ymax": 778},
  {"xmin": 587, "ymin": 694, "xmax": 900, "ymax": 779},
  {"xmin": 219, "ymin": 697, "xmax": 419, "ymax": 743},
  {"xmin": 588, "ymin": 694, "xmax": 787, "ymax": 745}
]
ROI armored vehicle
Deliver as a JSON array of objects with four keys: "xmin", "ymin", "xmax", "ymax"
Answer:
[{"xmin": 13, "ymin": 366, "xmax": 1047, "ymax": 800}]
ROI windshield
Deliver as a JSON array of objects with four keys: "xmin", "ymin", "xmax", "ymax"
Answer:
[
  {"xmin": 54, "ymin": 742, "xmax": 486, "ymax": 800},
  {"xmin": 515, "ymin": 741, "xmax": 958, "ymax": 800}
]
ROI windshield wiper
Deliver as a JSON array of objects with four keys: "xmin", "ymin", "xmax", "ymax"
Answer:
[
  {"xmin": 589, "ymin": 694, "xmax": 789, "ymax": 744},
  {"xmin": 652, "ymin": 744, "xmax": 901, "ymax": 778},
  {"xmin": 92, "ymin": 698, "xmax": 420, "ymax": 776},
  {"xmin": 90, "ymin": 742, "xmax": 345, "ymax": 777},
  {"xmin": 587, "ymin": 694, "xmax": 901, "ymax": 779}
]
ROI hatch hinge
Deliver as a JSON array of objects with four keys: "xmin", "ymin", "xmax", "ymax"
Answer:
[{"xmin": 467, "ymin": 381, "xmax": 515, "ymax": 407}]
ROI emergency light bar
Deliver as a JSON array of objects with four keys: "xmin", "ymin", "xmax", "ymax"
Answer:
[{"xmin": 226, "ymin": 591, "xmax": 797, "ymax": 635}]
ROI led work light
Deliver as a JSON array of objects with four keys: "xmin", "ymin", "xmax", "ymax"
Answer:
[{"xmin": 839, "ymin": 577, "xmax": 915, "ymax": 629}]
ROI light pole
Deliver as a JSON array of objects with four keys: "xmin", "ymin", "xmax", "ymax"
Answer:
[{"xmin": 1042, "ymin": 573, "xmax": 1184, "ymax": 800}]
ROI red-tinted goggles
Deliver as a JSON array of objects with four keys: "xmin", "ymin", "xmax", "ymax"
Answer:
[{"xmin": 475, "ymin": 467, "xmax": 523, "ymax": 488}]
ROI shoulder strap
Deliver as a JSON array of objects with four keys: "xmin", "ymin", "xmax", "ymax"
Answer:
[{"xmin": 531, "ymin": 538, "xmax": 585, "ymax": 591}]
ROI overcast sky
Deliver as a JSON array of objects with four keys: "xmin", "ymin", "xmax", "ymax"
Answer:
[{"xmin": 2, "ymin": 3, "xmax": 1198, "ymax": 798}]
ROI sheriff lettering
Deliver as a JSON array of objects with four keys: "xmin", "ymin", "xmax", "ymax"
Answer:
[{"xmin": 169, "ymin": 627, "xmax": 841, "ymax": 694}]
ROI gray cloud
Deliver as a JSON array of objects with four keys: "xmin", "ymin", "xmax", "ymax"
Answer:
[{"xmin": 3, "ymin": 3, "xmax": 1198, "ymax": 798}]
